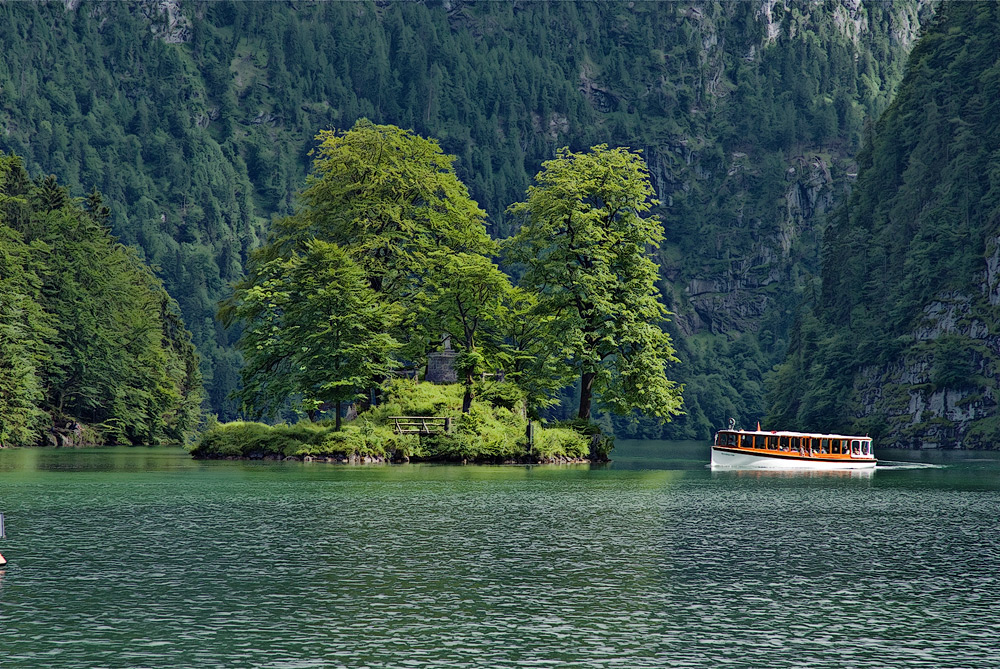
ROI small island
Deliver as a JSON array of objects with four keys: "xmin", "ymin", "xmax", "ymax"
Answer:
[{"xmin": 203, "ymin": 121, "xmax": 683, "ymax": 462}]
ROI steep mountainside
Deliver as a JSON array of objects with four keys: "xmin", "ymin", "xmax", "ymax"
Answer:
[
  {"xmin": 0, "ymin": 0, "xmax": 930, "ymax": 433},
  {"xmin": 768, "ymin": 2, "xmax": 1000, "ymax": 448}
]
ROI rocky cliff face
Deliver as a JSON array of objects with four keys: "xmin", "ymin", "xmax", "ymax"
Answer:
[
  {"xmin": 672, "ymin": 152, "xmax": 842, "ymax": 336},
  {"xmin": 772, "ymin": 3, "xmax": 1000, "ymax": 449},
  {"xmin": 856, "ymin": 241, "xmax": 1000, "ymax": 449},
  {"xmin": 617, "ymin": 1, "xmax": 932, "ymax": 347}
]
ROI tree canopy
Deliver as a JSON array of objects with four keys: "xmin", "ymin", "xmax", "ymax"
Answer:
[
  {"xmin": 225, "ymin": 240, "xmax": 399, "ymax": 426},
  {"xmin": 506, "ymin": 145, "xmax": 683, "ymax": 422},
  {"xmin": 226, "ymin": 128, "xmax": 683, "ymax": 430},
  {"xmin": 417, "ymin": 251, "xmax": 517, "ymax": 413},
  {"xmin": 283, "ymin": 119, "xmax": 494, "ymax": 303},
  {"xmin": 225, "ymin": 121, "xmax": 498, "ymax": 421}
]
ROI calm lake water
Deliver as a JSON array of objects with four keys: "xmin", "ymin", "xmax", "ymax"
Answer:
[{"xmin": 1, "ymin": 441, "xmax": 999, "ymax": 668}]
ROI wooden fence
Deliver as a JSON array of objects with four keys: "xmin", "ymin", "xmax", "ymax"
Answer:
[{"xmin": 388, "ymin": 416, "xmax": 453, "ymax": 435}]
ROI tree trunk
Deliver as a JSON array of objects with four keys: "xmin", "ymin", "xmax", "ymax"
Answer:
[
  {"xmin": 462, "ymin": 372, "xmax": 474, "ymax": 414},
  {"xmin": 334, "ymin": 400, "xmax": 342, "ymax": 431},
  {"xmin": 578, "ymin": 371, "xmax": 595, "ymax": 420}
]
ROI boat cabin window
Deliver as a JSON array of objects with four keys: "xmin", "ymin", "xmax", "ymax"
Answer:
[
  {"xmin": 765, "ymin": 435, "xmax": 777, "ymax": 450},
  {"xmin": 716, "ymin": 432, "xmax": 740, "ymax": 447},
  {"xmin": 851, "ymin": 440, "xmax": 861, "ymax": 456},
  {"xmin": 820, "ymin": 439, "xmax": 829, "ymax": 453},
  {"xmin": 778, "ymin": 436, "xmax": 790, "ymax": 451}
]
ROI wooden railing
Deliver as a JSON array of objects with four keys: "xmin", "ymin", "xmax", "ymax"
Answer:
[{"xmin": 389, "ymin": 416, "xmax": 453, "ymax": 435}]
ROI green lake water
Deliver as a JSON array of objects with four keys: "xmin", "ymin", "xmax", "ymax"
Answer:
[{"xmin": 1, "ymin": 441, "xmax": 999, "ymax": 668}]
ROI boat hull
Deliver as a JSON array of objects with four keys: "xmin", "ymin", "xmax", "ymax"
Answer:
[{"xmin": 711, "ymin": 447, "xmax": 876, "ymax": 470}]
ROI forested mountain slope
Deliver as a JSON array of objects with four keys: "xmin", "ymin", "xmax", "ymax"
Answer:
[
  {"xmin": 0, "ymin": 0, "xmax": 930, "ymax": 434},
  {"xmin": 768, "ymin": 2, "xmax": 1000, "ymax": 448}
]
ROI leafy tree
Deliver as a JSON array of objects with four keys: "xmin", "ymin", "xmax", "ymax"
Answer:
[
  {"xmin": 227, "ymin": 121, "xmax": 501, "ymax": 418},
  {"xmin": 268, "ymin": 119, "xmax": 496, "ymax": 365},
  {"xmin": 281, "ymin": 119, "xmax": 493, "ymax": 303},
  {"xmin": 0, "ymin": 154, "xmax": 50, "ymax": 445},
  {"xmin": 506, "ymin": 145, "xmax": 683, "ymax": 422},
  {"xmin": 418, "ymin": 251, "xmax": 515, "ymax": 413},
  {"xmin": 0, "ymin": 225, "xmax": 51, "ymax": 446},
  {"xmin": 226, "ymin": 240, "xmax": 399, "ymax": 427},
  {"xmin": 495, "ymin": 288, "xmax": 573, "ymax": 419}
]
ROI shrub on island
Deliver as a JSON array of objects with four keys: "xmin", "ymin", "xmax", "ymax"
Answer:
[{"xmin": 189, "ymin": 380, "xmax": 596, "ymax": 463}]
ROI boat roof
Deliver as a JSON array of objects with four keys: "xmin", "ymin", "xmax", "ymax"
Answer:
[{"xmin": 718, "ymin": 429, "xmax": 871, "ymax": 440}]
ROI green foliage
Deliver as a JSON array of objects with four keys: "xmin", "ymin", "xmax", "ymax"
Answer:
[
  {"xmin": 549, "ymin": 418, "xmax": 615, "ymax": 459},
  {"xmin": 291, "ymin": 120, "xmax": 493, "ymax": 302},
  {"xmin": 224, "ymin": 239, "xmax": 399, "ymax": 422},
  {"xmin": 190, "ymin": 379, "xmax": 592, "ymax": 462},
  {"xmin": 0, "ymin": 224, "xmax": 51, "ymax": 446},
  {"xmin": 474, "ymin": 380, "xmax": 528, "ymax": 413},
  {"xmin": 929, "ymin": 335, "xmax": 974, "ymax": 390},
  {"xmin": 0, "ymin": 153, "xmax": 203, "ymax": 445},
  {"xmin": 189, "ymin": 419, "xmax": 331, "ymax": 458},
  {"xmin": 0, "ymin": 1, "xmax": 926, "ymax": 433},
  {"xmin": 225, "ymin": 121, "xmax": 500, "ymax": 421},
  {"xmin": 531, "ymin": 428, "xmax": 590, "ymax": 460},
  {"xmin": 963, "ymin": 416, "xmax": 1000, "ymax": 450},
  {"xmin": 369, "ymin": 378, "xmax": 465, "ymax": 419},
  {"xmin": 189, "ymin": 420, "xmax": 275, "ymax": 458},
  {"xmin": 417, "ymin": 251, "xmax": 517, "ymax": 411},
  {"xmin": 493, "ymin": 288, "xmax": 572, "ymax": 419},
  {"xmin": 424, "ymin": 403, "xmax": 528, "ymax": 461},
  {"xmin": 507, "ymin": 145, "xmax": 683, "ymax": 422},
  {"xmin": 312, "ymin": 423, "xmax": 420, "ymax": 459}
]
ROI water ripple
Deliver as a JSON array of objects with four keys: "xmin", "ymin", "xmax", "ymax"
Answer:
[{"xmin": 0, "ymin": 449, "xmax": 998, "ymax": 667}]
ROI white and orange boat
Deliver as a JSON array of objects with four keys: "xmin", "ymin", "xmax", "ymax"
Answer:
[{"xmin": 711, "ymin": 423, "xmax": 876, "ymax": 470}]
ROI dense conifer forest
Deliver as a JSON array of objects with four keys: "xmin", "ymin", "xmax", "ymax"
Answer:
[
  {"xmin": 768, "ymin": 2, "xmax": 1000, "ymax": 448},
  {"xmin": 0, "ymin": 0, "xmax": 933, "ymax": 442},
  {"xmin": 0, "ymin": 154, "xmax": 202, "ymax": 446}
]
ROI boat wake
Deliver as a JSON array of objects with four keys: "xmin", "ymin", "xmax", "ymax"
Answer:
[{"xmin": 875, "ymin": 460, "xmax": 945, "ymax": 469}]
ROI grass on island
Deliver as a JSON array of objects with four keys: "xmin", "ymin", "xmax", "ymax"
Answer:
[{"xmin": 189, "ymin": 379, "xmax": 612, "ymax": 463}]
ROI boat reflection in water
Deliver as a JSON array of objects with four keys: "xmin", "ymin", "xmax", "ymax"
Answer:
[{"xmin": 711, "ymin": 422, "xmax": 877, "ymax": 471}]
